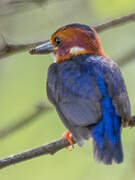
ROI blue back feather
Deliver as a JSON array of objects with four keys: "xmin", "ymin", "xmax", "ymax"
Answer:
[{"xmin": 91, "ymin": 74, "xmax": 123, "ymax": 164}]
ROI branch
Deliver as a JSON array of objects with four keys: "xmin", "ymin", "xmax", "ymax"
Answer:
[
  {"xmin": 0, "ymin": 116, "xmax": 135, "ymax": 169},
  {"xmin": 1, "ymin": 12, "xmax": 135, "ymax": 59},
  {"xmin": 0, "ymin": 138, "xmax": 70, "ymax": 169},
  {"xmin": 0, "ymin": 103, "xmax": 51, "ymax": 138},
  {"xmin": 93, "ymin": 12, "xmax": 135, "ymax": 32},
  {"xmin": 0, "ymin": 38, "xmax": 48, "ymax": 59}
]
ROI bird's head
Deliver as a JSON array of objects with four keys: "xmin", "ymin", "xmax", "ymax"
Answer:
[{"xmin": 30, "ymin": 23, "xmax": 105, "ymax": 63}]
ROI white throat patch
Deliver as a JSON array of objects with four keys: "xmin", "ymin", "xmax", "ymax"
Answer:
[
  {"xmin": 70, "ymin": 46, "xmax": 85, "ymax": 54},
  {"xmin": 51, "ymin": 53, "xmax": 56, "ymax": 63}
]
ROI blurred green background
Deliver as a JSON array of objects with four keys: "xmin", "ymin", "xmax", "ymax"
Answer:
[{"xmin": 0, "ymin": 0, "xmax": 135, "ymax": 179}]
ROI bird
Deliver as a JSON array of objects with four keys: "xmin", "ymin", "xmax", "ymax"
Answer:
[{"xmin": 30, "ymin": 23, "xmax": 131, "ymax": 164}]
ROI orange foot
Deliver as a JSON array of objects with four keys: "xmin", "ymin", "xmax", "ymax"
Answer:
[{"xmin": 62, "ymin": 130, "xmax": 75, "ymax": 150}]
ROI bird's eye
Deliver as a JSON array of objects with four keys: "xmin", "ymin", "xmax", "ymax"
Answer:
[{"xmin": 54, "ymin": 37, "xmax": 62, "ymax": 46}]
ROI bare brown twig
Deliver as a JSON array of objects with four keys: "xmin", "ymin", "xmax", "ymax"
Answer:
[
  {"xmin": 0, "ymin": 39, "xmax": 48, "ymax": 59},
  {"xmin": 0, "ymin": 138, "xmax": 70, "ymax": 169},
  {"xmin": 93, "ymin": 12, "xmax": 135, "ymax": 32},
  {"xmin": 0, "ymin": 12, "xmax": 135, "ymax": 59}
]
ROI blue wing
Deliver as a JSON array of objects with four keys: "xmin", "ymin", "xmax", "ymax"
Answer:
[
  {"xmin": 47, "ymin": 58, "xmax": 102, "ymax": 127},
  {"xmin": 95, "ymin": 56, "xmax": 131, "ymax": 120}
]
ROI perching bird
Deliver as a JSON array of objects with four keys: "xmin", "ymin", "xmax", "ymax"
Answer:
[{"xmin": 30, "ymin": 23, "xmax": 131, "ymax": 164}]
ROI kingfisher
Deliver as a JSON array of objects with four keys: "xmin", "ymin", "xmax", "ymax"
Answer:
[{"xmin": 30, "ymin": 23, "xmax": 131, "ymax": 164}]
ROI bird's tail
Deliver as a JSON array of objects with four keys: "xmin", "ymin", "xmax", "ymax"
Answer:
[
  {"xmin": 92, "ymin": 136, "xmax": 123, "ymax": 164},
  {"xmin": 91, "ymin": 120, "xmax": 123, "ymax": 165}
]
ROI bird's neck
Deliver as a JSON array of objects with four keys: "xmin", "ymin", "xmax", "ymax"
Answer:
[{"xmin": 55, "ymin": 48, "xmax": 107, "ymax": 64}]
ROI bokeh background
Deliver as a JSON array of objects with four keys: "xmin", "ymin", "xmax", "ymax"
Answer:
[{"xmin": 0, "ymin": 0, "xmax": 135, "ymax": 179}]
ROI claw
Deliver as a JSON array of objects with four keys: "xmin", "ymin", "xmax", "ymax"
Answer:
[{"xmin": 62, "ymin": 130, "xmax": 75, "ymax": 150}]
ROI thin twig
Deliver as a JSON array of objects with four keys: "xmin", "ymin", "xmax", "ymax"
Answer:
[
  {"xmin": 0, "ymin": 39, "xmax": 48, "ymax": 59},
  {"xmin": 94, "ymin": 12, "xmax": 135, "ymax": 32},
  {"xmin": 0, "ymin": 103, "xmax": 51, "ymax": 138},
  {"xmin": 0, "ymin": 138, "xmax": 70, "ymax": 169},
  {"xmin": 0, "ymin": 115, "xmax": 135, "ymax": 169},
  {"xmin": 0, "ymin": 12, "xmax": 135, "ymax": 59}
]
